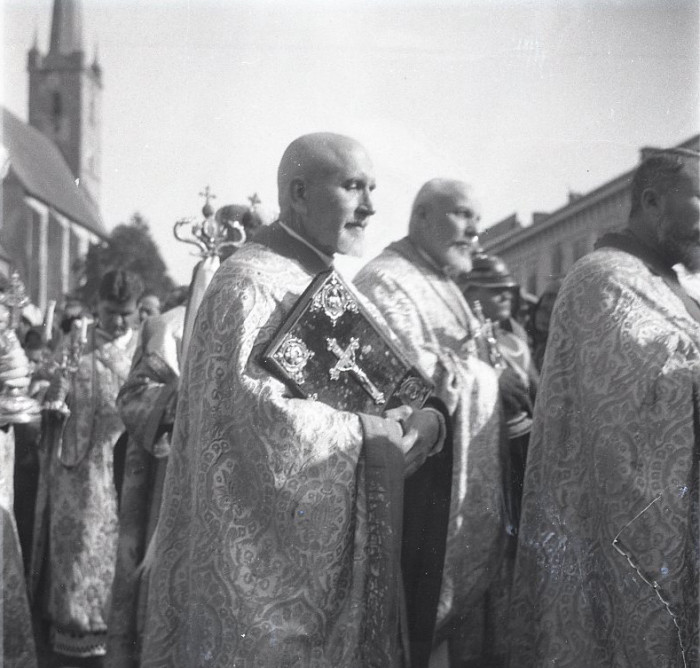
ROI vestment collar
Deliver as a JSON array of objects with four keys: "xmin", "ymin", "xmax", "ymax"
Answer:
[
  {"xmin": 390, "ymin": 236, "xmax": 476, "ymax": 332},
  {"xmin": 278, "ymin": 221, "xmax": 334, "ymax": 267},
  {"xmin": 596, "ymin": 228, "xmax": 700, "ymax": 324}
]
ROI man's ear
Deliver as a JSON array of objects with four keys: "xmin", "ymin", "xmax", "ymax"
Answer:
[
  {"xmin": 414, "ymin": 203, "xmax": 429, "ymax": 228},
  {"xmin": 641, "ymin": 187, "xmax": 663, "ymax": 220},
  {"xmin": 289, "ymin": 178, "xmax": 307, "ymax": 214}
]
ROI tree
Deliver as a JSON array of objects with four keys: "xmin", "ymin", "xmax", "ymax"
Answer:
[{"xmin": 74, "ymin": 212, "xmax": 175, "ymax": 307}]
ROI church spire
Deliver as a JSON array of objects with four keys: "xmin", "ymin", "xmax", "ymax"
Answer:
[{"xmin": 49, "ymin": 0, "xmax": 83, "ymax": 55}]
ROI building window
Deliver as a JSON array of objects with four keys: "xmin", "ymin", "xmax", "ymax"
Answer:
[
  {"xmin": 52, "ymin": 91, "xmax": 62, "ymax": 132},
  {"xmin": 551, "ymin": 242, "xmax": 563, "ymax": 276}
]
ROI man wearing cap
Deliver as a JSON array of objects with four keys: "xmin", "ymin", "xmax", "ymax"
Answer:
[
  {"xmin": 458, "ymin": 254, "xmax": 538, "ymax": 528},
  {"xmin": 140, "ymin": 133, "xmax": 446, "ymax": 667},
  {"xmin": 510, "ymin": 148, "xmax": 700, "ymax": 667},
  {"xmin": 355, "ymin": 178, "xmax": 508, "ymax": 667}
]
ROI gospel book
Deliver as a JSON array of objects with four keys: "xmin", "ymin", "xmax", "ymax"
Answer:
[{"xmin": 260, "ymin": 269, "xmax": 433, "ymax": 416}]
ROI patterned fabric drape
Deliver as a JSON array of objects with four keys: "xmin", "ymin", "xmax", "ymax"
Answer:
[
  {"xmin": 510, "ymin": 246, "xmax": 700, "ymax": 667},
  {"xmin": 355, "ymin": 237, "xmax": 507, "ymax": 636},
  {"xmin": 140, "ymin": 225, "xmax": 407, "ymax": 667}
]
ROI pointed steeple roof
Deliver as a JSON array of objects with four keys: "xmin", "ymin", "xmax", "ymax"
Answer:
[{"xmin": 49, "ymin": 0, "xmax": 83, "ymax": 55}]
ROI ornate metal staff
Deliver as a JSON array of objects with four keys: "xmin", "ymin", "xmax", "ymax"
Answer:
[
  {"xmin": 42, "ymin": 316, "xmax": 90, "ymax": 417},
  {"xmin": 471, "ymin": 300, "xmax": 507, "ymax": 371},
  {"xmin": 173, "ymin": 186, "xmax": 249, "ymax": 258},
  {"xmin": 0, "ymin": 271, "xmax": 41, "ymax": 423}
]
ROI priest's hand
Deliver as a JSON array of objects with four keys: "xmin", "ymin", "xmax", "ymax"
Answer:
[{"xmin": 386, "ymin": 405, "xmax": 445, "ymax": 477}]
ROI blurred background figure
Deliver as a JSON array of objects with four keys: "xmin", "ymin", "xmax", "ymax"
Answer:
[
  {"xmin": 107, "ymin": 196, "xmax": 269, "ymax": 668},
  {"xmin": 137, "ymin": 293, "xmax": 162, "ymax": 323},
  {"xmin": 14, "ymin": 323, "xmax": 47, "ymax": 573},
  {"xmin": 58, "ymin": 297, "xmax": 90, "ymax": 344},
  {"xmin": 32, "ymin": 269, "xmax": 142, "ymax": 668},
  {"xmin": 161, "ymin": 285, "xmax": 189, "ymax": 312},
  {"xmin": 460, "ymin": 254, "xmax": 538, "ymax": 389},
  {"xmin": 527, "ymin": 277, "xmax": 564, "ymax": 373},
  {"xmin": 459, "ymin": 253, "xmax": 538, "ymax": 530},
  {"xmin": 515, "ymin": 289, "xmax": 538, "ymax": 331}
]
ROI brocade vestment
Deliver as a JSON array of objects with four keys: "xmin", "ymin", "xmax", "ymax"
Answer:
[
  {"xmin": 140, "ymin": 222, "xmax": 409, "ymax": 667},
  {"xmin": 355, "ymin": 237, "xmax": 507, "ymax": 660},
  {"xmin": 31, "ymin": 327, "xmax": 136, "ymax": 658},
  {"xmin": 107, "ymin": 305, "xmax": 185, "ymax": 668},
  {"xmin": 1, "ymin": 427, "xmax": 37, "ymax": 668},
  {"xmin": 510, "ymin": 239, "xmax": 700, "ymax": 667}
]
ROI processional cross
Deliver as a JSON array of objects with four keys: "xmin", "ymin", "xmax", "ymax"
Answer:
[
  {"xmin": 326, "ymin": 337, "xmax": 385, "ymax": 405},
  {"xmin": 199, "ymin": 185, "xmax": 217, "ymax": 209}
]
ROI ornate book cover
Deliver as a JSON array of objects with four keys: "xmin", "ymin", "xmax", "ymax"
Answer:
[{"xmin": 260, "ymin": 269, "xmax": 433, "ymax": 416}]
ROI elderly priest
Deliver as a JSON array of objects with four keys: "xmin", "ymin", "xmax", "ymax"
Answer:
[{"xmin": 140, "ymin": 133, "xmax": 447, "ymax": 667}]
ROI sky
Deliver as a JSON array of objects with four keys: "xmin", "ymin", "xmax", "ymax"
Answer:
[{"xmin": 2, "ymin": 0, "xmax": 699, "ymax": 285}]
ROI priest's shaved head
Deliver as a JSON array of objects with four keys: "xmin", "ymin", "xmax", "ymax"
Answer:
[
  {"xmin": 277, "ymin": 132, "xmax": 376, "ymax": 257},
  {"xmin": 408, "ymin": 178, "xmax": 481, "ymax": 274}
]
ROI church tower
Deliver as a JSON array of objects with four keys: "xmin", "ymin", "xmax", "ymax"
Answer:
[{"xmin": 27, "ymin": 0, "xmax": 102, "ymax": 206}]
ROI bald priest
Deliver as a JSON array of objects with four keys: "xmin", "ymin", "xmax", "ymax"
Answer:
[{"xmin": 139, "ymin": 133, "xmax": 449, "ymax": 668}]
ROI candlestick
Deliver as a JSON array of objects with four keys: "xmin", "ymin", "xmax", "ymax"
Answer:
[
  {"xmin": 44, "ymin": 300, "xmax": 56, "ymax": 345},
  {"xmin": 79, "ymin": 317, "xmax": 89, "ymax": 344}
]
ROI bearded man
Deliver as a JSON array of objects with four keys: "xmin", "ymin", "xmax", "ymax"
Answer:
[
  {"xmin": 33, "ymin": 269, "xmax": 142, "ymax": 667},
  {"xmin": 510, "ymin": 148, "xmax": 700, "ymax": 667},
  {"xmin": 355, "ymin": 178, "xmax": 509, "ymax": 667},
  {"xmin": 139, "ymin": 133, "xmax": 445, "ymax": 667}
]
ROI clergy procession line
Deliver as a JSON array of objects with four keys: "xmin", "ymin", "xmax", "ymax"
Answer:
[{"xmin": 2, "ymin": 134, "xmax": 699, "ymax": 668}]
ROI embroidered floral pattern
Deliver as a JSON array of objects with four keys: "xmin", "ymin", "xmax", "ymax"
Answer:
[
  {"xmin": 140, "ymin": 240, "xmax": 405, "ymax": 667},
  {"xmin": 510, "ymin": 248, "xmax": 700, "ymax": 667}
]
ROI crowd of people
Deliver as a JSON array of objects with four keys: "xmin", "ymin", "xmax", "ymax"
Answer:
[{"xmin": 1, "ymin": 133, "xmax": 697, "ymax": 668}]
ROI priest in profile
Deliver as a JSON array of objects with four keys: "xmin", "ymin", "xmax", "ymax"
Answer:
[
  {"xmin": 355, "ymin": 179, "xmax": 509, "ymax": 667},
  {"xmin": 140, "ymin": 132, "xmax": 445, "ymax": 667}
]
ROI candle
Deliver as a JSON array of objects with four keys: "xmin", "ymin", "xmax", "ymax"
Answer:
[
  {"xmin": 44, "ymin": 300, "xmax": 56, "ymax": 344},
  {"xmin": 79, "ymin": 317, "xmax": 89, "ymax": 344}
]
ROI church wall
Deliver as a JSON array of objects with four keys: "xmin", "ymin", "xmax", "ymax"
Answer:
[
  {"xmin": 69, "ymin": 227, "xmax": 81, "ymax": 294},
  {"xmin": 1, "ymin": 178, "xmax": 36, "ymax": 293},
  {"xmin": 47, "ymin": 211, "xmax": 65, "ymax": 304}
]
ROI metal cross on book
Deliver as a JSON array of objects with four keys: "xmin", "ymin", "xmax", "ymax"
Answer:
[
  {"xmin": 326, "ymin": 336, "xmax": 386, "ymax": 405},
  {"xmin": 260, "ymin": 269, "xmax": 433, "ymax": 416}
]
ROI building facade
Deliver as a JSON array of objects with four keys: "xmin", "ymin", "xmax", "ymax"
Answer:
[
  {"xmin": 1, "ymin": 0, "xmax": 105, "ymax": 311},
  {"xmin": 482, "ymin": 135, "xmax": 700, "ymax": 296}
]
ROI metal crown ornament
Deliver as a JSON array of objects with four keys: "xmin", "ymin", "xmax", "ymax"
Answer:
[
  {"xmin": 173, "ymin": 186, "xmax": 253, "ymax": 258},
  {"xmin": 0, "ymin": 271, "xmax": 41, "ymax": 424}
]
